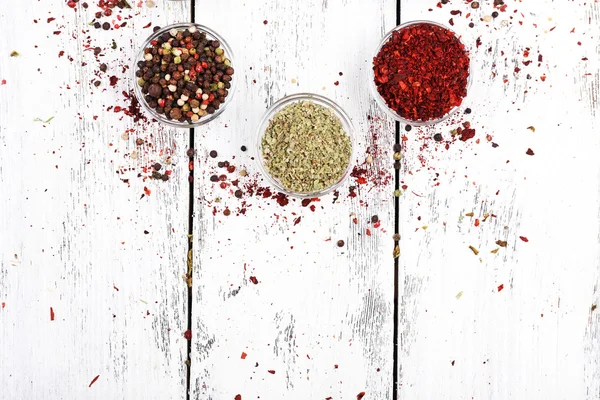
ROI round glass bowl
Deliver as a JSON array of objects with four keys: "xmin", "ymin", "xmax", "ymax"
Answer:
[
  {"xmin": 132, "ymin": 23, "xmax": 236, "ymax": 128},
  {"xmin": 255, "ymin": 93, "xmax": 356, "ymax": 198},
  {"xmin": 369, "ymin": 20, "xmax": 472, "ymax": 126}
]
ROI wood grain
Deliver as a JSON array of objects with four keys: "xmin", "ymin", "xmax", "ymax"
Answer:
[
  {"xmin": 190, "ymin": 1, "xmax": 396, "ymax": 399},
  {"xmin": 397, "ymin": 1, "xmax": 600, "ymax": 399},
  {"xmin": 0, "ymin": 1, "xmax": 190, "ymax": 398}
]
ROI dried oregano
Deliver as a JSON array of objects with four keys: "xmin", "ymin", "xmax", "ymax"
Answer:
[{"xmin": 261, "ymin": 101, "xmax": 352, "ymax": 193}]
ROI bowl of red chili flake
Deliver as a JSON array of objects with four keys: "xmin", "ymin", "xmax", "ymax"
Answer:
[{"xmin": 371, "ymin": 21, "xmax": 471, "ymax": 125}]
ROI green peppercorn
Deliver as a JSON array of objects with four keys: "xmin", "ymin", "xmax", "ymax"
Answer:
[
  {"xmin": 394, "ymin": 189, "xmax": 402, "ymax": 197},
  {"xmin": 393, "ymin": 152, "xmax": 402, "ymax": 160},
  {"xmin": 215, "ymin": 48, "xmax": 224, "ymax": 56},
  {"xmin": 174, "ymin": 56, "xmax": 182, "ymax": 64}
]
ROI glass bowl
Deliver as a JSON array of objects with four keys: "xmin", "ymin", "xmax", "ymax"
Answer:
[
  {"xmin": 132, "ymin": 23, "xmax": 236, "ymax": 128},
  {"xmin": 369, "ymin": 20, "xmax": 472, "ymax": 126},
  {"xmin": 255, "ymin": 93, "xmax": 356, "ymax": 199}
]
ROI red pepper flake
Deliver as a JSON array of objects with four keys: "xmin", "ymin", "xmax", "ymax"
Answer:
[
  {"xmin": 1, "ymin": 302, "xmax": 5, "ymax": 309},
  {"xmin": 1, "ymin": 79, "xmax": 6, "ymax": 85},
  {"xmin": 235, "ymin": 396, "xmax": 242, "ymax": 400},
  {"xmin": 89, "ymin": 375, "xmax": 100, "ymax": 388},
  {"xmin": 540, "ymin": 75, "xmax": 547, "ymax": 82},
  {"xmin": 301, "ymin": 198, "xmax": 312, "ymax": 207},
  {"xmin": 451, "ymin": 360, "xmax": 455, "ymax": 366},
  {"xmin": 267, "ymin": 370, "xmax": 275, "ymax": 374},
  {"xmin": 53, "ymin": 31, "xmax": 62, "ymax": 35},
  {"xmin": 450, "ymin": 10, "xmax": 462, "ymax": 15},
  {"xmin": 334, "ymin": 81, "xmax": 339, "ymax": 86},
  {"xmin": 525, "ymin": 148, "xmax": 534, "ymax": 156},
  {"xmin": 519, "ymin": 236, "xmax": 529, "ymax": 242},
  {"xmin": 109, "ymin": 76, "xmax": 119, "ymax": 86},
  {"xmin": 366, "ymin": 228, "xmax": 372, "ymax": 236},
  {"xmin": 47, "ymin": 17, "xmax": 56, "ymax": 23},
  {"xmin": 50, "ymin": 307, "xmax": 55, "ymax": 321},
  {"xmin": 474, "ymin": 218, "xmax": 480, "ymax": 227},
  {"xmin": 143, "ymin": 22, "xmax": 152, "ymax": 29},
  {"xmin": 357, "ymin": 392, "xmax": 366, "ymax": 400},
  {"xmin": 143, "ymin": 187, "xmax": 151, "ymax": 196},
  {"xmin": 249, "ymin": 276, "xmax": 258, "ymax": 285},
  {"xmin": 293, "ymin": 216, "xmax": 302, "ymax": 226},
  {"xmin": 263, "ymin": 20, "xmax": 268, "ymax": 25},
  {"xmin": 113, "ymin": 285, "xmax": 119, "ymax": 291},
  {"xmin": 184, "ymin": 330, "xmax": 192, "ymax": 340},
  {"xmin": 459, "ymin": 128, "xmax": 476, "ymax": 142},
  {"xmin": 497, "ymin": 284, "xmax": 504, "ymax": 292},
  {"xmin": 241, "ymin": 352, "xmax": 247, "ymax": 359},
  {"xmin": 373, "ymin": 23, "xmax": 469, "ymax": 122}
]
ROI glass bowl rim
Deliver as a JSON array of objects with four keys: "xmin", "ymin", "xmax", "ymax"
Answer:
[
  {"xmin": 369, "ymin": 19, "xmax": 472, "ymax": 127},
  {"xmin": 254, "ymin": 92, "xmax": 356, "ymax": 199},
  {"xmin": 132, "ymin": 22, "xmax": 236, "ymax": 129}
]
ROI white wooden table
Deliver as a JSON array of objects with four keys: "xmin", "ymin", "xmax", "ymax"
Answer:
[{"xmin": 1, "ymin": 1, "xmax": 599, "ymax": 399}]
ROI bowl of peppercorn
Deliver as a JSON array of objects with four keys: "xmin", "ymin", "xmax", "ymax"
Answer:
[
  {"xmin": 133, "ymin": 23, "xmax": 236, "ymax": 128},
  {"xmin": 370, "ymin": 20, "xmax": 471, "ymax": 126},
  {"xmin": 255, "ymin": 93, "xmax": 356, "ymax": 198}
]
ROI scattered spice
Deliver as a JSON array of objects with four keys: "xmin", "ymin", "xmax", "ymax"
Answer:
[
  {"xmin": 519, "ymin": 236, "xmax": 529, "ymax": 242},
  {"xmin": 526, "ymin": 148, "xmax": 534, "ymax": 156},
  {"xmin": 249, "ymin": 276, "xmax": 258, "ymax": 284},
  {"xmin": 241, "ymin": 352, "xmax": 247, "ymax": 359},
  {"xmin": 50, "ymin": 307, "xmax": 55, "ymax": 321},
  {"xmin": 496, "ymin": 240, "xmax": 507, "ymax": 247},
  {"xmin": 498, "ymin": 284, "xmax": 504, "ymax": 292},
  {"xmin": 468, "ymin": 245, "xmax": 479, "ymax": 255},
  {"xmin": 89, "ymin": 375, "xmax": 100, "ymax": 388},
  {"xmin": 9, "ymin": 51, "xmax": 19, "ymax": 57},
  {"xmin": 373, "ymin": 23, "xmax": 470, "ymax": 122},
  {"xmin": 261, "ymin": 101, "xmax": 351, "ymax": 193},
  {"xmin": 357, "ymin": 392, "xmax": 366, "ymax": 400},
  {"xmin": 337, "ymin": 240, "xmax": 345, "ymax": 247},
  {"xmin": 184, "ymin": 330, "xmax": 192, "ymax": 340},
  {"xmin": 136, "ymin": 26, "xmax": 234, "ymax": 124}
]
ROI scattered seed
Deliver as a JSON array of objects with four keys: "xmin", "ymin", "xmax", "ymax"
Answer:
[
  {"xmin": 209, "ymin": 150, "xmax": 218, "ymax": 158},
  {"xmin": 337, "ymin": 240, "xmax": 344, "ymax": 247}
]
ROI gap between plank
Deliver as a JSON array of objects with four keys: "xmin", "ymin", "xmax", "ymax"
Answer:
[
  {"xmin": 393, "ymin": 4, "xmax": 401, "ymax": 400},
  {"xmin": 186, "ymin": 3, "xmax": 196, "ymax": 400}
]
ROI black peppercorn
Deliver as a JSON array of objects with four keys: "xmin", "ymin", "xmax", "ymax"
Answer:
[
  {"xmin": 152, "ymin": 163, "xmax": 162, "ymax": 171},
  {"xmin": 393, "ymin": 143, "xmax": 401, "ymax": 152},
  {"xmin": 433, "ymin": 133, "xmax": 443, "ymax": 142},
  {"xmin": 405, "ymin": 124, "xmax": 412, "ymax": 132},
  {"xmin": 210, "ymin": 175, "xmax": 219, "ymax": 182},
  {"xmin": 337, "ymin": 240, "xmax": 344, "ymax": 247},
  {"xmin": 371, "ymin": 215, "xmax": 379, "ymax": 223},
  {"xmin": 187, "ymin": 148, "xmax": 195, "ymax": 157},
  {"xmin": 99, "ymin": 63, "xmax": 107, "ymax": 72},
  {"xmin": 241, "ymin": 145, "xmax": 247, "ymax": 152},
  {"xmin": 102, "ymin": 22, "xmax": 110, "ymax": 30},
  {"xmin": 492, "ymin": 11, "xmax": 499, "ymax": 18},
  {"xmin": 217, "ymin": 161, "xmax": 224, "ymax": 168},
  {"xmin": 234, "ymin": 190, "xmax": 243, "ymax": 198},
  {"xmin": 464, "ymin": 108, "xmax": 472, "ymax": 114}
]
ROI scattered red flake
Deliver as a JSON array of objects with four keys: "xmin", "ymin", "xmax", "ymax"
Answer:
[
  {"xmin": 249, "ymin": 276, "xmax": 258, "ymax": 285},
  {"xmin": 143, "ymin": 187, "xmax": 151, "ymax": 196},
  {"xmin": 498, "ymin": 284, "xmax": 504, "ymax": 292},
  {"xmin": 293, "ymin": 216, "xmax": 302, "ymax": 226},
  {"xmin": 50, "ymin": 307, "xmax": 55, "ymax": 321},
  {"xmin": 334, "ymin": 81, "xmax": 339, "ymax": 86},
  {"xmin": 235, "ymin": 396, "xmax": 242, "ymax": 400},
  {"xmin": 519, "ymin": 236, "xmax": 529, "ymax": 242},
  {"xmin": 267, "ymin": 370, "xmax": 275, "ymax": 374},
  {"xmin": 357, "ymin": 392, "xmax": 366, "ymax": 400},
  {"xmin": 143, "ymin": 22, "xmax": 152, "ymax": 28},
  {"xmin": 184, "ymin": 330, "xmax": 192, "ymax": 340},
  {"xmin": 1, "ymin": 302, "xmax": 5, "ymax": 309},
  {"xmin": 366, "ymin": 228, "xmax": 372, "ymax": 236},
  {"xmin": 263, "ymin": 20, "xmax": 268, "ymax": 24},
  {"xmin": 451, "ymin": 360, "xmax": 455, "ymax": 366},
  {"xmin": 241, "ymin": 352, "xmax": 247, "ymax": 359},
  {"xmin": 89, "ymin": 375, "xmax": 100, "ymax": 388},
  {"xmin": 113, "ymin": 285, "xmax": 119, "ymax": 291},
  {"xmin": 1, "ymin": 79, "xmax": 6, "ymax": 85},
  {"xmin": 109, "ymin": 76, "xmax": 119, "ymax": 86},
  {"xmin": 540, "ymin": 75, "xmax": 547, "ymax": 82},
  {"xmin": 526, "ymin": 148, "xmax": 534, "ymax": 156},
  {"xmin": 459, "ymin": 128, "xmax": 476, "ymax": 141},
  {"xmin": 334, "ymin": 364, "xmax": 338, "ymax": 369},
  {"xmin": 474, "ymin": 219, "xmax": 480, "ymax": 227}
]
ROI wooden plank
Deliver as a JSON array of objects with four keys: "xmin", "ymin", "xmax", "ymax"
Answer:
[
  {"xmin": 0, "ymin": 1, "xmax": 190, "ymax": 398},
  {"xmin": 190, "ymin": 1, "xmax": 396, "ymax": 399},
  {"xmin": 397, "ymin": 1, "xmax": 600, "ymax": 399}
]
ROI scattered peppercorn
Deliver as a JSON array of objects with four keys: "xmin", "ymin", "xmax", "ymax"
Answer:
[
  {"xmin": 433, "ymin": 133, "xmax": 443, "ymax": 142},
  {"xmin": 373, "ymin": 23, "xmax": 470, "ymax": 122},
  {"xmin": 94, "ymin": 22, "xmax": 101, "ymax": 29},
  {"xmin": 464, "ymin": 108, "xmax": 472, "ymax": 114},
  {"xmin": 371, "ymin": 215, "xmax": 379, "ymax": 223},
  {"xmin": 209, "ymin": 150, "xmax": 218, "ymax": 158},
  {"xmin": 469, "ymin": 22, "xmax": 475, "ymax": 28},
  {"xmin": 471, "ymin": 2, "xmax": 479, "ymax": 8},
  {"xmin": 135, "ymin": 26, "xmax": 234, "ymax": 124},
  {"xmin": 492, "ymin": 11, "xmax": 499, "ymax": 18},
  {"xmin": 210, "ymin": 175, "xmax": 219, "ymax": 182},
  {"xmin": 337, "ymin": 240, "xmax": 344, "ymax": 247},
  {"xmin": 441, "ymin": 0, "xmax": 448, "ymax": 3},
  {"xmin": 99, "ymin": 63, "xmax": 107, "ymax": 72},
  {"xmin": 241, "ymin": 145, "xmax": 247, "ymax": 152},
  {"xmin": 234, "ymin": 189, "xmax": 243, "ymax": 198},
  {"xmin": 393, "ymin": 152, "xmax": 402, "ymax": 161},
  {"xmin": 136, "ymin": 138, "xmax": 144, "ymax": 145},
  {"xmin": 217, "ymin": 161, "xmax": 224, "ymax": 168},
  {"xmin": 187, "ymin": 148, "xmax": 195, "ymax": 157},
  {"xmin": 102, "ymin": 22, "xmax": 110, "ymax": 30},
  {"xmin": 393, "ymin": 233, "xmax": 400, "ymax": 241},
  {"xmin": 223, "ymin": 209, "xmax": 231, "ymax": 216},
  {"xmin": 94, "ymin": 81, "xmax": 101, "ymax": 87},
  {"xmin": 94, "ymin": 47, "xmax": 102, "ymax": 55},
  {"xmin": 405, "ymin": 124, "xmax": 412, "ymax": 132},
  {"xmin": 153, "ymin": 163, "xmax": 162, "ymax": 171},
  {"xmin": 393, "ymin": 143, "xmax": 402, "ymax": 152},
  {"xmin": 394, "ymin": 161, "xmax": 401, "ymax": 169}
]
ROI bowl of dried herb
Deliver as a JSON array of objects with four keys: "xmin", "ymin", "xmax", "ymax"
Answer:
[
  {"xmin": 370, "ymin": 20, "xmax": 471, "ymax": 126},
  {"xmin": 256, "ymin": 93, "xmax": 355, "ymax": 198}
]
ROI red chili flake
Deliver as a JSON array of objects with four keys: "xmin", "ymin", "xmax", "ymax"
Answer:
[
  {"xmin": 497, "ymin": 284, "xmax": 504, "ymax": 292},
  {"xmin": 47, "ymin": 17, "xmax": 56, "ymax": 23},
  {"xmin": 293, "ymin": 216, "xmax": 301, "ymax": 226},
  {"xmin": 373, "ymin": 23, "xmax": 469, "ymax": 122},
  {"xmin": 1, "ymin": 79, "xmax": 6, "ymax": 85},
  {"xmin": 450, "ymin": 10, "xmax": 462, "ymax": 15},
  {"xmin": 184, "ymin": 330, "xmax": 192, "ymax": 340},
  {"xmin": 451, "ymin": 360, "xmax": 455, "ymax": 366},
  {"xmin": 519, "ymin": 236, "xmax": 529, "ymax": 242},
  {"xmin": 89, "ymin": 375, "xmax": 100, "ymax": 388},
  {"xmin": 113, "ymin": 285, "xmax": 119, "ymax": 291},
  {"xmin": 334, "ymin": 81, "xmax": 339, "ymax": 86},
  {"xmin": 249, "ymin": 276, "xmax": 258, "ymax": 285},
  {"xmin": 50, "ymin": 307, "xmax": 55, "ymax": 321},
  {"xmin": 143, "ymin": 187, "xmax": 151, "ymax": 196},
  {"xmin": 267, "ymin": 370, "xmax": 275, "ymax": 374},
  {"xmin": 241, "ymin": 352, "xmax": 247, "ymax": 359},
  {"xmin": 274, "ymin": 192, "xmax": 289, "ymax": 206},
  {"xmin": 374, "ymin": 221, "xmax": 381, "ymax": 229},
  {"xmin": 263, "ymin": 20, "xmax": 268, "ymax": 24},
  {"xmin": 143, "ymin": 22, "xmax": 152, "ymax": 28},
  {"xmin": 540, "ymin": 75, "xmax": 547, "ymax": 82},
  {"xmin": 235, "ymin": 396, "xmax": 242, "ymax": 400},
  {"xmin": 1, "ymin": 302, "xmax": 5, "ymax": 309},
  {"xmin": 109, "ymin": 76, "xmax": 119, "ymax": 86},
  {"xmin": 301, "ymin": 198, "xmax": 312, "ymax": 207},
  {"xmin": 522, "ymin": 60, "xmax": 532, "ymax": 66},
  {"xmin": 334, "ymin": 364, "xmax": 338, "ymax": 368},
  {"xmin": 53, "ymin": 31, "xmax": 62, "ymax": 35},
  {"xmin": 474, "ymin": 218, "xmax": 480, "ymax": 227},
  {"xmin": 357, "ymin": 392, "xmax": 366, "ymax": 400},
  {"xmin": 526, "ymin": 148, "xmax": 534, "ymax": 156},
  {"xmin": 366, "ymin": 228, "xmax": 372, "ymax": 236}
]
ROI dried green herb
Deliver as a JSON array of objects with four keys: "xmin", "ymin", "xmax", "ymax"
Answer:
[{"xmin": 261, "ymin": 101, "xmax": 351, "ymax": 193}]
